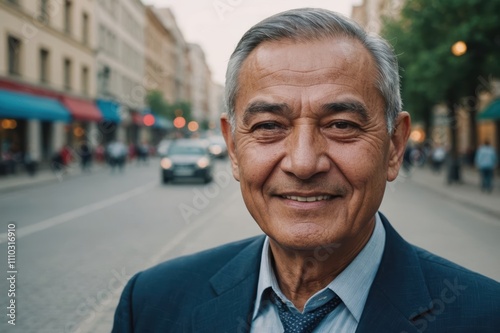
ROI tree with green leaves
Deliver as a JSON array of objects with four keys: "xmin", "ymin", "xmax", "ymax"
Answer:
[
  {"xmin": 382, "ymin": 0, "xmax": 500, "ymax": 181},
  {"xmin": 146, "ymin": 90, "xmax": 193, "ymax": 122}
]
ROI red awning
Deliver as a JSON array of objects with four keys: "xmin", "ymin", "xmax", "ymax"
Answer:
[
  {"xmin": 131, "ymin": 112, "xmax": 143, "ymax": 126},
  {"xmin": 61, "ymin": 96, "xmax": 102, "ymax": 122}
]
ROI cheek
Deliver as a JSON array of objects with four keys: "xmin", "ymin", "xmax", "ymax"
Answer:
[
  {"xmin": 237, "ymin": 146, "xmax": 273, "ymax": 188},
  {"xmin": 236, "ymin": 137, "xmax": 283, "ymax": 183},
  {"xmin": 334, "ymin": 143, "xmax": 388, "ymax": 187}
]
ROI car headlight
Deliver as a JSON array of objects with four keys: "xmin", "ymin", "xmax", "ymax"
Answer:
[
  {"xmin": 197, "ymin": 157, "xmax": 210, "ymax": 169},
  {"xmin": 160, "ymin": 158, "xmax": 172, "ymax": 169},
  {"xmin": 209, "ymin": 145, "xmax": 222, "ymax": 155}
]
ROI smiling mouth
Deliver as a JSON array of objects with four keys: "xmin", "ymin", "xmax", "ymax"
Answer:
[{"xmin": 282, "ymin": 195, "xmax": 332, "ymax": 202}]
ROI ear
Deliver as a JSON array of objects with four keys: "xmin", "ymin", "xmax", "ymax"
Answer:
[
  {"xmin": 220, "ymin": 113, "xmax": 240, "ymax": 182},
  {"xmin": 387, "ymin": 111, "xmax": 411, "ymax": 182}
]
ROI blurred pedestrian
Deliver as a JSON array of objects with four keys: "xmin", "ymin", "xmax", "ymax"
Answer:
[
  {"xmin": 23, "ymin": 151, "xmax": 37, "ymax": 176},
  {"xmin": 431, "ymin": 144, "xmax": 446, "ymax": 173},
  {"xmin": 136, "ymin": 141, "xmax": 149, "ymax": 166},
  {"xmin": 95, "ymin": 144, "xmax": 105, "ymax": 164},
  {"xmin": 51, "ymin": 145, "xmax": 72, "ymax": 174},
  {"xmin": 402, "ymin": 144, "xmax": 413, "ymax": 173},
  {"xmin": 107, "ymin": 139, "xmax": 127, "ymax": 173},
  {"xmin": 475, "ymin": 140, "xmax": 498, "ymax": 193},
  {"xmin": 128, "ymin": 143, "xmax": 137, "ymax": 162},
  {"xmin": 79, "ymin": 142, "xmax": 92, "ymax": 173},
  {"xmin": 60, "ymin": 145, "xmax": 72, "ymax": 167}
]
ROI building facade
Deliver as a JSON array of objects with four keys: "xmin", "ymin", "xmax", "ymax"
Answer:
[
  {"xmin": 0, "ymin": 0, "xmax": 99, "ymax": 169},
  {"xmin": 145, "ymin": 7, "xmax": 176, "ymax": 104},
  {"xmin": 95, "ymin": 0, "xmax": 146, "ymax": 144},
  {"xmin": 187, "ymin": 43, "xmax": 211, "ymax": 125},
  {"xmin": 1, "ymin": 1, "xmax": 220, "ymax": 175},
  {"xmin": 154, "ymin": 8, "xmax": 190, "ymax": 103},
  {"xmin": 208, "ymin": 81, "xmax": 225, "ymax": 131},
  {"xmin": 351, "ymin": 0, "xmax": 404, "ymax": 33}
]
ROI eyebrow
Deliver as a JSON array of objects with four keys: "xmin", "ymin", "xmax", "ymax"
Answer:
[
  {"xmin": 241, "ymin": 100, "xmax": 370, "ymax": 125},
  {"xmin": 242, "ymin": 101, "xmax": 290, "ymax": 125},
  {"xmin": 321, "ymin": 102, "xmax": 370, "ymax": 122}
]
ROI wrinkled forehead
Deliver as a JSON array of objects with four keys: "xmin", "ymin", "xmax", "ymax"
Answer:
[
  {"xmin": 235, "ymin": 37, "xmax": 381, "ymax": 109},
  {"xmin": 239, "ymin": 36, "xmax": 378, "ymax": 90}
]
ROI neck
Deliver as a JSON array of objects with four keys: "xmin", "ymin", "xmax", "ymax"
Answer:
[{"xmin": 269, "ymin": 219, "xmax": 375, "ymax": 311}]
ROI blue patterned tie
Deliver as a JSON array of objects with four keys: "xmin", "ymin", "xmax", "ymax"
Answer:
[{"xmin": 270, "ymin": 290, "xmax": 342, "ymax": 333}]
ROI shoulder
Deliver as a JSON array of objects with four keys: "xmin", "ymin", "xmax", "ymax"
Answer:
[
  {"xmin": 125, "ymin": 236, "xmax": 264, "ymax": 302},
  {"xmin": 112, "ymin": 236, "xmax": 265, "ymax": 332},
  {"xmin": 415, "ymin": 245, "xmax": 499, "ymax": 290},
  {"xmin": 377, "ymin": 214, "xmax": 500, "ymax": 331},
  {"xmin": 136, "ymin": 235, "xmax": 265, "ymax": 288},
  {"xmin": 414, "ymin": 246, "xmax": 500, "ymax": 321}
]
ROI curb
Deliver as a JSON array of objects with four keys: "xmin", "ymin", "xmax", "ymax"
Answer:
[{"xmin": 0, "ymin": 164, "xmax": 108, "ymax": 195}]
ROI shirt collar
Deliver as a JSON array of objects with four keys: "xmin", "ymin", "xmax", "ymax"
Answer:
[{"xmin": 252, "ymin": 212, "xmax": 386, "ymax": 322}]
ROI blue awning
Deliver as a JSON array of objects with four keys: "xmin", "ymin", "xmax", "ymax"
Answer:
[
  {"xmin": 96, "ymin": 99, "xmax": 121, "ymax": 123},
  {"xmin": 0, "ymin": 89, "xmax": 70, "ymax": 122},
  {"xmin": 153, "ymin": 115, "xmax": 173, "ymax": 129},
  {"xmin": 478, "ymin": 99, "xmax": 500, "ymax": 121}
]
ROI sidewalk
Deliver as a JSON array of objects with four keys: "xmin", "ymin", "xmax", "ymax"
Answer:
[
  {"xmin": 0, "ymin": 163, "xmax": 107, "ymax": 194},
  {"xmin": 402, "ymin": 165, "xmax": 500, "ymax": 218}
]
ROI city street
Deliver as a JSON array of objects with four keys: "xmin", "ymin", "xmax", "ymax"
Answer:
[{"xmin": 0, "ymin": 158, "xmax": 499, "ymax": 333}]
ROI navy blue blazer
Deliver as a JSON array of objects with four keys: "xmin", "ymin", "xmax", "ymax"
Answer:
[{"xmin": 112, "ymin": 214, "xmax": 500, "ymax": 332}]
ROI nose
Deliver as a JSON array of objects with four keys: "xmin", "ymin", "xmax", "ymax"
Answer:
[{"xmin": 280, "ymin": 125, "xmax": 331, "ymax": 180}]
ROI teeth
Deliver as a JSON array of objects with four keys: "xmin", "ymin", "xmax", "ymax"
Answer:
[{"xmin": 283, "ymin": 195, "xmax": 331, "ymax": 202}]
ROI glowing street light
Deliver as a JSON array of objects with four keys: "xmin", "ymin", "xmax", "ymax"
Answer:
[
  {"xmin": 143, "ymin": 114, "xmax": 155, "ymax": 127},
  {"xmin": 451, "ymin": 41, "xmax": 467, "ymax": 56},
  {"xmin": 173, "ymin": 116, "xmax": 186, "ymax": 129},
  {"xmin": 410, "ymin": 128, "xmax": 425, "ymax": 143},
  {"xmin": 188, "ymin": 121, "xmax": 199, "ymax": 132}
]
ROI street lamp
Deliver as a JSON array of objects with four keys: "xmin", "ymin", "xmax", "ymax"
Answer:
[
  {"xmin": 187, "ymin": 121, "xmax": 199, "ymax": 132},
  {"xmin": 451, "ymin": 41, "xmax": 467, "ymax": 56},
  {"xmin": 173, "ymin": 116, "xmax": 186, "ymax": 129}
]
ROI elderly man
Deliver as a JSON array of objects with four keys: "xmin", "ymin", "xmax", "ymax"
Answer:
[{"xmin": 112, "ymin": 8, "xmax": 500, "ymax": 333}]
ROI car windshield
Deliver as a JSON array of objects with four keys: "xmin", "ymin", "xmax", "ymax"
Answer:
[
  {"xmin": 209, "ymin": 136, "xmax": 225, "ymax": 144},
  {"xmin": 168, "ymin": 145, "xmax": 205, "ymax": 155}
]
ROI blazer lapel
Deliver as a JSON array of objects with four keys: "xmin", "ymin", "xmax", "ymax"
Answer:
[
  {"xmin": 356, "ymin": 214, "xmax": 433, "ymax": 333},
  {"xmin": 192, "ymin": 236, "xmax": 266, "ymax": 333}
]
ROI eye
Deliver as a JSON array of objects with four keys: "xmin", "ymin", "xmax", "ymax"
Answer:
[
  {"xmin": 330, "ymin": 121, "xmax": 356, "ymax": 129},
  {"xmin": 252, "ymin": 122, "xmax": 283, "ymax": 131},
  {"xmin": 323, "ymin": 120, "xmax": 361, "ymax": 140}
]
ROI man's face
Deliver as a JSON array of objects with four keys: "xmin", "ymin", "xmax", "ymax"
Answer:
[{"xmin": 222, "ymin": 37, "xmax": 410, "ymax": 251}]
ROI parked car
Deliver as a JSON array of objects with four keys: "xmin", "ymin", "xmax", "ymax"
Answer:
[
  {"xmin": 160, "ymin": 139, "xmax": 213, "ymax": 184},
  {"xmin": 207, "ymin": 135, "xmax": 228, "ymax": 159}
]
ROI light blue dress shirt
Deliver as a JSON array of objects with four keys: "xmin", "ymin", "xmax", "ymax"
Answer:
[{"xmin": 250, "ymin": 212, "xmax": 386, "ymax": 332}]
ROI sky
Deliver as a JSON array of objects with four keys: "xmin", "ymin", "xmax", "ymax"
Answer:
[{"xmin": 142, "ymin": 0, "xmax": 362, "ymax": 85}]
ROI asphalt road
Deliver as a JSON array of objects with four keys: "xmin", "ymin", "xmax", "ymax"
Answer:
[{"xmin": 0, "ymin": 158, "xmax": 498, "ymax": 332}]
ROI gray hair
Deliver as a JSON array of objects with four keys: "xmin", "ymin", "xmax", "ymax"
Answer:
[{"xmin": 224, "ymin": 8, "xmax": 402, "ymax": 134}]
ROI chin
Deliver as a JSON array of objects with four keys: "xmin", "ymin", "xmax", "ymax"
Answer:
[{"xmin": 271, "ymin": 227, "xmax": 343, "ymax": 252}]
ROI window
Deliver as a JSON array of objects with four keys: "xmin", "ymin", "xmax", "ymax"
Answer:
[
  {"xmin": 64, "ymin": 0, "xmax": 72, "ymax": 34},
  {"xmin": 98, "ymin": 24, "xmax": 105, "ymax": 51},
  {"xmin": 39, "ymin": 0, "xmax": 50, "ymax": 23},
  {"xmin": 63, "ymin": 58, "xmax": 72, "ymax": 90},
  {"xmin": 7, "ymin": 36, "xmax": 21, "ymax": 75},
  {"xmin": 81, "ymin": 66, "xmax": 89, "ymax": 96},
  {"xmin": 39, "ymin": 48, "xmax": 49, "ymax": 83},
  {"xmin": 82, "ymin": 12, "xmax": 89, "ymax": 45}
]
